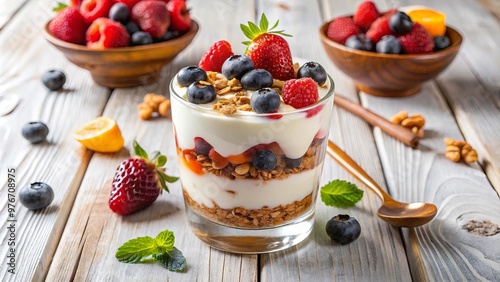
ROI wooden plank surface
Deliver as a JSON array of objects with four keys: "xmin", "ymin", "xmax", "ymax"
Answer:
[
  {"xmin": 46, "ymin": 0, "xmax": 259, "ymax": 281},
  {"xmin": 0, "ymin": 0, "xmax": 29, "ymax": 29},
  {"xmin": 260, "ymin": 1, "xmax": 411, "ymax": 281},
  {"xmin": 0, "ymin": 0, "xmax": 111, "ymax": 281}
]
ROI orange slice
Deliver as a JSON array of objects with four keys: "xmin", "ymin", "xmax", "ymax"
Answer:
[
  {"xmin": 406, "ymin": 8, "xmax": 446, "ymax": 37},
  {"xmin": 73, "ymin": 116, "xmax": 124, "ymax": 153}
]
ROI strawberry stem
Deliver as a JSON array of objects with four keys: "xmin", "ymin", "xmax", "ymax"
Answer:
[{"xmin": 240, "ymin": 13, "xmax": 292, "ymax": 46}]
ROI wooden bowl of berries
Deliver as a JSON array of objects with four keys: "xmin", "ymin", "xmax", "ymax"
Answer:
[
  {"xmin": 43, "ymin": 0, "xmax": 198, "ymax": 88},
  {"xmin": 319, "ymin": 2, "xmax": 462, "ymax": 97}
]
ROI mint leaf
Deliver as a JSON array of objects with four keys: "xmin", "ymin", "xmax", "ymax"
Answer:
[
  {"xmin": 320, "ymin": 180, "xmax": 363, "ymax": 208},
  {"xmin": 155, "ymin": 247, "xmax": 187, "ymax": 272},
  {"xmin": 115, "ymin": 236, "xmax": 158, "ymax": 263},
  {"xmin": 116, "ymin": 229, "xmax": 187, "ymax": 272},
  {"xmin": 155, "ymin": 230, "xmax": 175, "ymax": 253}
]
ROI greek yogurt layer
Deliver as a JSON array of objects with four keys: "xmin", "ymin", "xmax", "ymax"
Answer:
[{"xmin": 179, "ymin": 160, "xmax": 324, "ymax": 210}]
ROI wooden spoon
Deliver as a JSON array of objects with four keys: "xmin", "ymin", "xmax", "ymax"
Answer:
[
  {"xmin": 327, "ymin": 140, "xmax": 438, "ymax": 227},
  {"xmin": 334, "ymin": 94, "xmax": 420, "ymax": 148}
]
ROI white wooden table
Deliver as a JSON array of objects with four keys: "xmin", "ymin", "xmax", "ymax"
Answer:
[{"xmin": 1, "ymin": 0, "xmax": 499, "ymax": 281}]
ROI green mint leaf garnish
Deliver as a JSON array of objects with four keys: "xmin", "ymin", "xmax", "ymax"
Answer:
[
  {"xmin": 115, "ymin": 236, "xmax": 158, "ymax": 263},
  {"xmin": 320, "ymin": 180, "xmax": 364, "ymax": 208},
  {"xmin": 155, "ymin": 230, "xmax": 175, "ymax": 253},
  {"xmin": 155, "ymin": 247, "xmax": 187, "ymax": 272},
  {"xmin": 116, "ymin": 229, "xmax": 186, "ymax": 272}
]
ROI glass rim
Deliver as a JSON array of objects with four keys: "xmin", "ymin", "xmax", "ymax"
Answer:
[{"xmin": 169, "ymin": 74, "xmax": 335, "ymax": 117}]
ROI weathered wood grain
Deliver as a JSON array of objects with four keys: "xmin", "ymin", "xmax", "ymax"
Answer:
[
  {"xmin": 259, "ymin": 0, "xmax": 411, "ymax": 281},
  {"xmin": 0, "ymin": 0, "xmax": 110, "ymax": 281},
  {"xmin": 46, "ymin": 0, "xmax": 259, "ymax": 281},
  {"xmin": 0, "ymin": 0, "xmax": 29, "ymax": 30}
]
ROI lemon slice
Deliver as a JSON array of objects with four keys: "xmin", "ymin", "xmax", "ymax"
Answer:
[
  {"xmin": 73, "ymin": 116, "xmax": 124, "ymax": 153},
  {"xmin": 405, "ymin": 7, "xmax": 446, "ymax": 37}
]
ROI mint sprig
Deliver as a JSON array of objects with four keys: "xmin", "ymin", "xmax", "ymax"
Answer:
[
  {"xmin": 320, "ymin": 180, "xmax": 363, "ymax": 208},
  {"xmin": 116, "ymin": 229, "xmax": 187, "ymax": 272}
]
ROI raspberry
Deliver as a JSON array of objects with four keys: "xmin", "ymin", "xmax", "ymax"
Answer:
[
  {"xmin": 327, "ymin": 17, "xmax": 360, "ymax": 45},
  {"xmin": 398, "ymin": 23, "xmax": 434, "ymax": 54},
  {"xmin": 86, "ymin": 18, "xmax": 130, "ymax": 49},
  {"xmin": 366, "ymin": 16, "xmax": 392, "ymax": 43},
  {"xmin": 80, "ymin": 0, "xmax": 113, "ymax": 24},
  {"xmin": 353, "ymin": 1, "xmax": 380, "ymax": 30},
  {"xmin": 282, "ymin": 78, "xmax": 319, "ymax": 109},
  {"xmin": 199, "ymin": 40, "xmax": 234, "ymax": 72}
]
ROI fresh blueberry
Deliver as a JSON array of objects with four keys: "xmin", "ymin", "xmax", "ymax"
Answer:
[
  {"xmin": 326, "ymin": 214, "xmax": 361, "ymax": 245},
  {"xmin": 19, "ymin": 182, "xmax": 54, "ymax": 210},
  {"xmin": 42, "ymin": 69, "xmax": 66, "ymax": 91},
  {"xmin": 187, "ymin": 82, "xmax": 216, "ymax": 104},
  {"xmin": 240, "ymin": 69, "xmax": 273, "ymax": 90},
  {"xmin": 109, "ymin": 3, "xmax": 130, "ymax": 24},
  {"xmin": 389, "ymin": 12, "xmax": 414, "ymax": 35},
  {"xmin": 22, "ymin": 121, "xmax": 49, "ymax": 144},
  {"xmin": 222, "ymin": 55, "xmax": 254, "ymax": 80},
  {"xmin": 131, "ymin": 31, "xmax": 153, "ymax": 46},
  {"xmin": 126, "ymin": 22, "xmax": 140, "ymax": 35},
  {"xmin": 155, "ymin": 29, "xmax": 182, "ymax": 42},
  {"xmin": 252, "ymin": 149, "xmax": 277, "ymax": 171},
  {"xmin": 285, "ymin": 156, "xmax": 302, "ymax": 168},
  {"xmin": 250, "ymin": 88, "xmax": 281, "ymax": 113},
  {"xmin": 376, "ymin": 35, "xmax": 402, "ymax": 54},
  {"xmin": 177, "ymin": 66, "xmax": 208, "ymax": 87},
  {"xmin": 194, "ymin": 137, "xmax": 212, "ymax": 155},
  {"xmin": 297, "ymin": 62, "xmax": 327, "ymax": 85},
  {"xmin": 345, "ymin": 34, "xmax": 373, "ymax": 51},
  {"xmin": 434, "ymin": 36, "xmax": 451, "ymax": 51}
]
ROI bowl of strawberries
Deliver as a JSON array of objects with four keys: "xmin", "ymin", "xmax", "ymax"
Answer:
[
  {"xmin": 43, "ymin": 0, "xmax": 198, "ymax": 88},
  {"xmin": 319, "ymin": 1, "xmax": 462, "ymax": 97}
]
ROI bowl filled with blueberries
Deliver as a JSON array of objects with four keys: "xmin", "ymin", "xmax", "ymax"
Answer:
[
  {"xmin": 43, "ymin": 0, "xmax": 198, "ymax": 88},
  {"xmin": 319, "ymin": 2, "xmax": 462, "ymax": 97}
]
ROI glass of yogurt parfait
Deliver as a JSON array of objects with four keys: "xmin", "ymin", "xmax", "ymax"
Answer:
[{"xmin": 170, "ymin": 59, "xmax": 335, "ymax": 253}]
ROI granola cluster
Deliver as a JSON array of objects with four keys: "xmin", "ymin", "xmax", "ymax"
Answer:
[{"xmin": 184, "ymin": 190, "xmax": 313, "ymax": 228}]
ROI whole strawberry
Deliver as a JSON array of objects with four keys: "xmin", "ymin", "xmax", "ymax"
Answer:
[
  {"xmin": 109, "ymin": 140, "xmax": 178, "ymax": 216},
  {"xmin": 199, "ymin": 40, "xmax": 234, "ymax": 72},
  {"xmin": 241, "ymin": 14, "xmax": 295, "ymax": 81},
  {"xmin": 327, "ymin": 17, "xmax": 360, "ymax": 45},
  {"xmin": 282, "ymin": 77, "xmax": 319, "ymax": 109},
  {"xmin": 353, "ymin": 1, "xmax": 380, "ymax": 30},
  {"xmin": 366, "ymin": 16, "xmax": 392, "ymax": 43},
  {"xmin": 48, "ymin": 4, "xmax": 88, "ymax": 45},
  {"xmin": 132, "ymin": 1, "xmax": 170, "ymax": 38},
  {"xmin": 398, "ymin": 23, "xmax": 434, "ymax": 54},
  {"xmin": 166, "ymin": 0, "xmax": 192, "ymax": 32}
]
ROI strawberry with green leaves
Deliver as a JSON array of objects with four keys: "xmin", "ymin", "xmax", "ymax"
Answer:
[
  {"xmin": 241, "ymin": 14, "xmax": 295, "ymax": 81},
  {"xmin": 109, "ymin": 140, "xmax": 178, "ymax": 216}
]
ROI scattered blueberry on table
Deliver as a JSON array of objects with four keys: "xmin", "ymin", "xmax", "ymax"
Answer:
[
  {"xmin": 326, "ymin": 214, "xmax": 362, "ymax": 245},
  {"xmin": 22, "ymin": 121, "xmax": 49, "ymax": 144},
  {"xmin": 42, "ymin": 69, "xmax": 66, "ymax": 91},
  {"xmin": 19, "ymin": 182, "xmax": 54, "ymax": 210}
]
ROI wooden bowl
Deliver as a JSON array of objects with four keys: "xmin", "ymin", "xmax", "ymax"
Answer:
[
  {"xmin": 319, "ymin": 20, "xmax": 462, "ymax": 97},
  {"xmin": 43, "ymin": 20, "xmax": 199, "ymax": 88}
]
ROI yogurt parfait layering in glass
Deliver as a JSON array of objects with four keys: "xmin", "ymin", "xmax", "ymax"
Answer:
[{"xmin": 170, "ymin": 59, "xmax": 335, "ymax": 253}]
